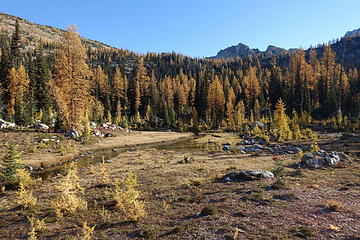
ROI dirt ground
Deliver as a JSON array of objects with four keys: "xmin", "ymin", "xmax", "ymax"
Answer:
[{"xmin": 0, "ymin": 132, "xmax": 359, "ymax": 239}]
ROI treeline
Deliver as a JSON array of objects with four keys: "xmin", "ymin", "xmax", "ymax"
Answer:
[{"xmin": 0, "ymin": 23, "xmax": 360, "ymax": 133}]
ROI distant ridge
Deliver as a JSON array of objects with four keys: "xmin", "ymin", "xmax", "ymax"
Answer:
[{"xmin": 0, "ymin": 12, "xmax": 111, "ymax": 52}]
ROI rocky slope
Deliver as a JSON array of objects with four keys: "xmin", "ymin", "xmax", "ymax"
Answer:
[
  {"xmin": 0, "ymin": 12, "xmax": 111, "ymax": 52},
  {"xmin": 211, "ymin": 42, "xmax": 288, "ymax": 59}
]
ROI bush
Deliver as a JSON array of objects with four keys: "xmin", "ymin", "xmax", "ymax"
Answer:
[
  {"xmin": 199, "ymin": 206, "xmax": 217, "ymax": 217},
  {"xmin": 325, "ymin": 200, "xmax": 342, "ymax": 211},
  {"xmin": 295, "ymin": 226, "xmax": 314, "ymax": 238},
  {"xmin": 16, "ymin": 169, "xmax": 37, "ymax": 209},
  {"xmin": 80, "ymin": 221, "xmax": 95, "ymax": 240},
  {"xmin": 114, "ymin": 172, "xmax": 146, "ymax": 221},
  {"xmin": 51, "ymin": 163, "xmax": 87, "ymax": 217},
  {"xmin": 272, "ymin": 157, "xmax": 286, "ymax": 189}
]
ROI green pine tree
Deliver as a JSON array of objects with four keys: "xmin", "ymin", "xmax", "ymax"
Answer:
[{"xmin": 1, "ymin": 143, "xmax": 23, "ymax": 183}]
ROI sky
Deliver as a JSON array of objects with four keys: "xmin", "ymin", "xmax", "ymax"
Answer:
[{"xmin": 2, "ymin": 0, "xmax": 360, "ymax": 58}]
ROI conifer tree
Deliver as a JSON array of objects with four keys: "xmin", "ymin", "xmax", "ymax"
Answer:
[
  {"xmin": 273, "ymin": 99, "xmax": 291, "ymax": 141},
  {"xmin": 14, "ymin": 65, "xmax": 30, "ymax": 125},
  {"xmin": 10, "ymin": 20, "xmax": 21, "ymax": 68},
  {"xmin": 225, "ymin": 87, "xmax": 236, "ymax": 130},
  {"xmin": 291, "ymin": 109, "xmax": 302, "ymax": 139},
  {"xmin": 207, "ymin": 76, "xmax": 225, "ymax": 128},
  {"xmin": 235, "ymin": 100, "xmax": 245, "ymax": 131},
  {"xmin": 6, "ymin": 67, "xmax": 17, "ymax": 120},
  {"xmin": 1, "ymin": 143, "xmax": 23, "ymax": 183},
  {"xmin": 51, "ymin": 25, "xmax": 91, "ymax": 132}
]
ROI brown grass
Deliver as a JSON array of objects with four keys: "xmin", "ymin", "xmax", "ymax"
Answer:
[{"xmin": 0, "ymin": 132, "xmax": 359, "ymax": 239}]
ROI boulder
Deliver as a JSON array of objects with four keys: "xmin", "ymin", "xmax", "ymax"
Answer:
[
  {"xmin": 65, "ymin": 129, "xmax": 80, "ymax": 139},
  {"xmin": 34, "ymin": 122, "xmax": 49, "ymax": 130},
  {"xmin": 244, "ymin": 144, "xmax": 263, "ymax": 153},
  {"xmin": 90, "ymin": 122, "xmax": 97, "ymax": 129},
  {"xmin": 0, "ymin": 119, "xmax": 16, "ymax": 129},
  {"xmin": 93, "ymin": 130, "xmax": 103, "ymax": 137},
  {"xmin": 287, "ymin": 146, "xmax": 303, "ymax": 154},
  {"xmin": 223, "ymin": 170, "xmax": 274, "ymax": 182},
  {"xmin": 301, "ymin": 151, "xmax": 349, "ymax": 168}
]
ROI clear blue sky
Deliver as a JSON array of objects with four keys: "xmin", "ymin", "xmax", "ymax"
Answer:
[{"xmin": 2, "ymin": 0, "xmax": 360, "ymax": 57}]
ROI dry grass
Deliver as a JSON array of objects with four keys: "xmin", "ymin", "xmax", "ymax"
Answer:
[{"xmin": 0, "ymin": 132, "xmax": 359, "ymax": 239}]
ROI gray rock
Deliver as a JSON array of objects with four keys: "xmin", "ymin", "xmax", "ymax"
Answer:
[
  {"xmin": 222, "ymin": 144, "xmax": 231, "ymax": 151},
  {"xmin": 0, "ymin": 119, "xmax": 16, "ymax": 129},
  {"xmin": 301, "ymin": 151, "xmax": 344, "ymax": 168},
  {"xmin": 105, "ymin": 160, "xmax": 113, "ymax": 163},
  {"xmin": 223, "ymin": 169, "xmax": 274, "ymax": 181},
  {"xmin": 287, "ymin": 146, "xmax": 303, "ymax": 154},
  {"xmin": 93, "ymin": 130, "xmax": 103, "ymax": 137},
  {"xmin": 236, "ymin": 145, "xmax": 245, "ymax": 151},
  {"xmin": 34, "ymin": 122, "xmax": 49, "ymax": 130},
  {"xmin": 244, "ymin": 144, "xmax": 263, "ymax": 153},
  {"xmin": 336, "ymin": 152, "xmax": 351, "ymax": 161},
  {"xmin": 65, "ymin": 129, "xmax": 80, "ymax": 139},
  {"xmin": 24, "ymin": 166, "xmax": 33, "ymax": 172}
]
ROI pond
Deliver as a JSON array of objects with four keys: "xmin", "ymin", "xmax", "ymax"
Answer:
[{"xmin": 32, "ymin": 137, "xmax": 204, "ymax": 180}]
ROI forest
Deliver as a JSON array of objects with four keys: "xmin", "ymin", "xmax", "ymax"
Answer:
[{"xmin": 1, "ymin": 22, "xmax": 359, "ymax": 136}]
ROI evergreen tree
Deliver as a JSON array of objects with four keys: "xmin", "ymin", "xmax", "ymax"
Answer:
[
  {"xmin": 10, "ymin": 20, "xmax": 21, "ymax": 68},
  {"xmin": 1, "ymin": 143, "xmax": 23, "ymax": 183}
]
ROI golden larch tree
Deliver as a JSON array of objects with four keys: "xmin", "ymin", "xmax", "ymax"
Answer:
[
  {"xmin": 207, "ymin": 76, "xmax": 225, "ymax": 127},
  {"xmin": 51, "ymin": 25, "xmax": 91, "ymax": 132}
]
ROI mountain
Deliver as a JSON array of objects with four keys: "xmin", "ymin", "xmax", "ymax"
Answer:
[
  {"xmin": 211, "ymin": 42, "xmax": 288, "ymax": 59},
  {"xmin": 344, "ymin": 28, "xmax": 360, "ymax": 38},
  {"xmin": 213, "ymin": 43, "xmax": 260, "ymax": 59},
  {"xmin": 0, "ymin": 12, "xmax": 111, "ymax": 52},
  {"xmin": 210, "ymin": 29, "xmax": 360, "ymax": 69}
]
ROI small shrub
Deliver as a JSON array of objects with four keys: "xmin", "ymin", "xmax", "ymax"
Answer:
[
  {"xmin": 17, "ymin": 187, "xmax": 37, "ymax": 209},
  {"xmin": 243, "ymin": 188, "xmax": 272, "ymax": 203},
  {"xmin": 272, "ymin": 157, "xmax": 286, "ymax": 189},
  {"xmin": 17, "ymin": 169, "xmax": 37, "ymax": 209},
  {"xmin": 80, "ymin": 221, "xmax": 95, "ymax": 240},
  {"xmin": 199, "ymin": 205, "xmax": 217, "ymax": 217},
  {"xmin": 99, "ymin": 156, "xmax": 110, "ymax": 184},
  {"xmin": 138, "ymin": 224, "xmax": 159, "ymax": 240},
  {"xmin": 27, "ymin": 216, "xmax": 46, "ymax": 240},
  {"xmin": 59, "ymin": 143, "xmax": 76, "ymax": 156},
  {"xmin": 325, "ymin": 200, "xmax": 342, "ymax": 211},
  {"xmin": 38, "ymin": 141, "xmax": 47, "ymax": 149},
  {"xmin": 114, "ymin": 172, "xmax": 146, "ymax": 221},
  {"xmin": 51, "ymin": 163, "xmax": 87, "ymax": 217},
  {"xmin": 17, "ymin": 169, "xmax": 34, "ymax": 189},
  {"xmin": 295, "ymin": 226, "xmax": 314, "ymax": 238}
]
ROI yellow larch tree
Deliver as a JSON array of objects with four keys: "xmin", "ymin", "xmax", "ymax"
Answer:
[
  {"xmin": 51, "ymin": 25, "xmax": 91, "ymax": 132},
  {"xmin": 207, "ymin": 75, "xmax": 225, "ymax": 128}
]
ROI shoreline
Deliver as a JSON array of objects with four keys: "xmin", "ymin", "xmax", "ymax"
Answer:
[{"xmin": 21, "ymin": 131, "xmax": 194, "ymax": 169}]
